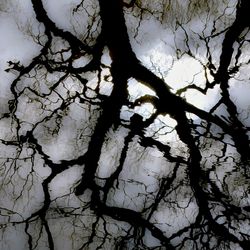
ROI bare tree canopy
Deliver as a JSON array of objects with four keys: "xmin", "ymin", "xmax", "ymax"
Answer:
[{"xmin": 0, "ymin": 0, "xmax": 250, "ymax": 249}]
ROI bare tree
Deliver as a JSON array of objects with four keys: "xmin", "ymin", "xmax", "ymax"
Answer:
[{"xmin": 0, "ymin": 0, "xmax": 249, "ymax": 249}]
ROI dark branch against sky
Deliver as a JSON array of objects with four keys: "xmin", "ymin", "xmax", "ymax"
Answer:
[{"xmin": 0, "ymin": 0, "xmax": 250, "ymax": 249}]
